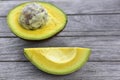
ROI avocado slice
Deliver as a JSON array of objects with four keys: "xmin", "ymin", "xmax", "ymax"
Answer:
[
  {"xmin": 24, "ymin": 47, "xmax": 91, "ymax": 75},
  {"xmin": 7, "ymin": 2, "xmax": 67, "ymax": 40}
]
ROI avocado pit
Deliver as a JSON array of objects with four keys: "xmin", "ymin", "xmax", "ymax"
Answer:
[{"xmin": 19, "ymin": 3, "xmax": 48, "ymax": 30}]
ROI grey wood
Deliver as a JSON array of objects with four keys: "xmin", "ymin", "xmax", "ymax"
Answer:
[
  {"xmin": 0, "ymin": 33, "xmax": 15, "ymax": 37},
  {"xmin": 1, "ymin": 0, "xmax": 120, "ymax": 79},
  {"xmin": 0, "ymin": 62, "xmax": 120, "ymax": 80},
  {"xmin": 0, "ymin": 36, "xmax": 120, "ymax": 61},
  {"xmin": 2, "ymin": 14, "xmax": 120, "ymax": 33},
  {"xmin": 1, "ymin": 0, "xmax": 120, "ymax": 16}
]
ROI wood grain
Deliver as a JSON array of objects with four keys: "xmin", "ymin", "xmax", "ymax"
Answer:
[
  {"xmin": 0, "ymin": 62, "xmax": 120, "ymax": 80},
  {"xmin": 2, "ymin": 14, "xmax": 120, "ymax": 33},
  {"xmin": 1, "ymin": 0, "xmax": 120, "ymax": 16},
  {"xmin": 1, "ymin": 0, "xmax": 120, "ymax": 79},
  {"xmin": 0, "ymin": 37, "xmax": 120, "ymax": 61}
]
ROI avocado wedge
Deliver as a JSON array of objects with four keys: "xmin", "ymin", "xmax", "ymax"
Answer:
[
  {"xmin": 24, "ymin": 47, "xmax": 91, "ymax": 75},
  {"xmin": 7, "ymin": 2, "xmax": 67, "ymax": 40}
]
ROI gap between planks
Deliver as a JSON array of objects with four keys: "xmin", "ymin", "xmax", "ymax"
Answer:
[{"xmin": 1, "ymin": 31, "xmax": 120, "ymax": 38}]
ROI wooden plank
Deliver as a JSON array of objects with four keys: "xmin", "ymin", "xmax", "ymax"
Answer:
[
  {"xmin": 1, "ymin": 0, "xmax": 120, "ymax": 16},
  {"xmin": 0, "ymin": 17, "xmax": 10, "ymax": 32},
  {"xmin": 0, "ymin": 62, "xmax": 120, "ymax": 80},
  {"xmin": 66, "ymin": 15, "xmax": 120, "ymax": 31},
  {"xmin": 2, "ymin": 14, "xmax": 120, "ymax": 33},
  {"xmin": 0, "ymin": 33, "xmax": 15, "ymax": 37},
  {"xmin": 58, "ymin": 31, "xmax": 120, "ymax": 36},
  {"xmin": 0, "ymin": 37, "xmax": 120, "ymax": 61}
]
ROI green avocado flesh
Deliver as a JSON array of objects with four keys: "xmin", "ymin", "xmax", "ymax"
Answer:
[
  {"xmin": 24, "ymin": 47, "xmax": 91, "ymax": 75},
  {"xmin": 7, "ymin": 2, "xmax": 67, "ymax": 40}
]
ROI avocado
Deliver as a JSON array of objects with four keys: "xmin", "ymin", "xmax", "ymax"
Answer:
[
  {"xmin": 7, "ymin": 2, "xmax": 67, "ymax": 40},
  {"xmin": 24, "ymin": 47, "xmax": 91, "ymax": 75}
]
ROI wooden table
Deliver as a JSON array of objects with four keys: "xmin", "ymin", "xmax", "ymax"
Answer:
[{"xmin": 1, "ymin": 0, "xmax": 120, "ymax": 80}]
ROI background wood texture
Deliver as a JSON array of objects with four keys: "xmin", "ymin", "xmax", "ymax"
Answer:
[
  {"xmin": 1, "ymin": 0, "xmax": 120, "ymax": 80},
  {"xmin": 0, "ymin": 62, "xmax": 120, "ymax": 80},
  {"xmin": 2, "ymin": 0, "xmax": 120, "ymax": 16}
]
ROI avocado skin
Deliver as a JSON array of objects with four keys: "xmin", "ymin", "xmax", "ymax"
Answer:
[
  {"xmin": 7, "ymin": 1, "xmax": 67, "ymax": 40},
  {"xmin": 24, "ymin": 48, "xmax": 91, "ymax": 75}
]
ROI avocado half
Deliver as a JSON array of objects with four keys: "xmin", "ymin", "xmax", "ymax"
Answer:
[
  {"xmin": 24, "ymin": 47, "xmax": 91, "ymax": 75},
  {"xmin": 7, "ymin": 2, "xmax": 67, "ymax": 40}
]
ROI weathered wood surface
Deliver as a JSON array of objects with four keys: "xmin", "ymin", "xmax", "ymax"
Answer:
[
  {"xmin": 0, "ymin": 37, "xmax": 120, "ymax": 61},
  {"xmin": 2, "ymin": 15, "xmax": 120, "ymax": 32},
  {"xmin": 1, "ymin": 0, "xmax": 120, "ymax": 79},
  {"xmin": 2, "ymin": 0, "xmax": 120, "ymax": 16},
  {"xmin": 0, "ymin": 62, "xmax": 120, "ymax": 80},
  {"xmin": 1, "ymin": 14, "xmax": 120, "ymax": 61}
]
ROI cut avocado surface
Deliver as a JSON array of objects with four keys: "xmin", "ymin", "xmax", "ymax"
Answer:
[
  {"xmin": 24, "ymin": 47, "xmax": 91, "ymax": 75},
  {"xmin": 7, "ymin": 2, "xmax": 67, "ymax": 40}
]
